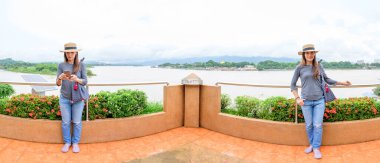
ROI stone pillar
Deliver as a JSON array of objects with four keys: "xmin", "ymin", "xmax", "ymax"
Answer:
[{"xmin": 181, "ymin": 73, "xmax": 203, "ymax": 127}]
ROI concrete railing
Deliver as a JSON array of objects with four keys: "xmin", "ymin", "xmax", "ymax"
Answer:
[
  {"xmin": 216, "ymin": 82, "xmax": 380, "ymax": 124},
  {"xmin": 0, "ymin": 81, "xmax": 183, "ymax": 143},
  {"xmin": 202, "ymin": 83, "xmax": 380, "ymax": 145},
  {"xmin": 1, "ymin": 78, "xmax": 380, "ymax": 145},
  {"xmin": 0, "ymin": 81, "xmax": 169, "ymax": 121}
]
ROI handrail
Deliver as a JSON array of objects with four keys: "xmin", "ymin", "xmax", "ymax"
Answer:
[
  {"xmin": 215, "ymin": 82, "xmax": 380, "ymax": 88},
  {"xmin": 1, "ymin": 81, "xmax": 169, "ymax": 121},
  {"xmin": 215, "ymin": 82, "xmax": 380, "ymax": 124},
  {"xmin": 0, "ymin": 81, "xmax": 170, "ymax": 86}
]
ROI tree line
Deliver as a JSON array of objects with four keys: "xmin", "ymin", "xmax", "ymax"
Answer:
[
  {"xmin": 0, "ymin": 58, "xmax": 95, "ymax": 76},
  {"xmin": 159, "ymin": 60, "xmax": 380, "ymax": 70}
]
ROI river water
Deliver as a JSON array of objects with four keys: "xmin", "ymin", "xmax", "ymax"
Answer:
[{"xmin": 1, "ymin": 66, "xmax": 379, "ymax": 102}]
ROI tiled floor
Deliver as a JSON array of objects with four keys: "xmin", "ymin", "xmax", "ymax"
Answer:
[{"xmin": 0, "ymin": 127, "xmax": 380, "ymax": 162}]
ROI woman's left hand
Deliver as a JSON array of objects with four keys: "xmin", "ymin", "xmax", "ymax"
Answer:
[
  {"xmin": 70, "ymin": 75, "xmax": 80, "ymax": 82},
  {"xmin": 341, "ymin": 81, "xmax": 352, "ymax": 86}
]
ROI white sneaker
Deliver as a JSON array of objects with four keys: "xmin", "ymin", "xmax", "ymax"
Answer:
[
  {"xmin": 61, "ymin": 143, "xmax": 71, "ymax": 153},
  {"xmin": 304, "ymin": 145, "xmax": 313, "ymax": 154},
  {"xmin": 313, "ymin": 148, "xmax": 322, "ymax": 159},
  {"xmin": 72, "ymin": 143, "xmax": 80, "ymax": 153}
]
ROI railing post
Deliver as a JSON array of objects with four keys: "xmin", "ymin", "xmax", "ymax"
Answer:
[
  {"xmin": 86, "ymin": 85, "xmax": 89, "ymax": 121},
  {"xmin": 182, "ymin": 73, "xmax": 203, "ymax": 128},
  {"xmin": 295, "ymin": 103, "xmax": 298, "ymax": 124}
]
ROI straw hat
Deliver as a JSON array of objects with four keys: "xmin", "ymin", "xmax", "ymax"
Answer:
[
  {"xmin": 59, "ymin": 42, "xmax": 81, "ymax": 52},
  {"xmin": 298, "ymin": 44, "xmax": 319, "ymax": 55}
]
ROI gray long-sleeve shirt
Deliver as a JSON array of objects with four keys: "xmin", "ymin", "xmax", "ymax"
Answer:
[
  {"xmin": 56, "ymin": 62, "xmax": 88, "ymax": 100},
  {"xmin": 290, "ymin": 64, "xmax": 337, "ymax": 100}
]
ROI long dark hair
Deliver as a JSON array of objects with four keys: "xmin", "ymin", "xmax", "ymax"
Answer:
[
  {"xmin": 300, "ymin": 52, "xmax": 319, "ymax": 79},
  {"xmin": 64, "ymin": 52, "xmax": 80, "ymax": 74}
]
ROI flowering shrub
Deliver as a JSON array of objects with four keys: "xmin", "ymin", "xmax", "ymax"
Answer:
[
  {"xmin": 324, "ymin": 97, "xmax": 378, "ymax": 122},
  {"xmin": 0, "ymin": 89, "xmax": 162, "ymax": 120},
  {"xmin": 222, "ymin": 96, "xmax": 380, "ymax": 122},
  {"xmin": 3, "ymin": 94, "xmax": 61, "ymax": 120},
  {"xmin": 84, "ymin": 91, "xmax": 111, "ymax": 120}
]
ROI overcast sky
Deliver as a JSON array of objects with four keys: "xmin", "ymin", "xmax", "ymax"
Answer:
[{"xmin": 0, "ymin": 0, "xmax": 379, "ymax": 63}]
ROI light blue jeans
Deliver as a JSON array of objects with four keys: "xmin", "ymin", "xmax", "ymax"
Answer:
[
  {"xmin": 301, "ymin": 97, "xmax": 325, "ymax": 149},
  {"xmin": 59, "ymin": 94, "xmax": 85, "ymax": 144}
]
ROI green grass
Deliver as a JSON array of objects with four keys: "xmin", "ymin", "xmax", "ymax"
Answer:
[{"xmin": 143, "ymin": 102, "xmax": 164, "ymax": 114}]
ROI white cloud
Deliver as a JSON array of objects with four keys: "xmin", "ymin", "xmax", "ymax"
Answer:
[{"xmin": 0, "ymin": 0, "xmax": 379, "ymax": 62}]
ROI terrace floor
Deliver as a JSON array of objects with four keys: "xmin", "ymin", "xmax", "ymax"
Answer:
[{"xmin": 0, "ymin": 127, "xmax": 379, "ymax": 163}]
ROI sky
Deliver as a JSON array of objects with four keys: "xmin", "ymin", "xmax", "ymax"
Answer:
[{"xmin": 0, "ymin": 0, "xmax": 379, "ymax": 63}]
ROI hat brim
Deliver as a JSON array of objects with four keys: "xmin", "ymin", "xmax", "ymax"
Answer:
[
  {"xmin": 298, "ymin": 50, "xmax": 319, "ymax": 55},
  {"xmin": 59, "ymin": 49, "xmax": 82, "ymax": 52}
]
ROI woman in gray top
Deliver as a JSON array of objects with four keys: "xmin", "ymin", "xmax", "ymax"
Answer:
[
  {"xmin": 56, "ymin": 42, "xmax": 88, "ymax": 153},
  {"xmin": 290, "ymin": 44, "xmax": 351, "ymax": 159}
]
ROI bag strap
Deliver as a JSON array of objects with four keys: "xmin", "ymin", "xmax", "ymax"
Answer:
[{"xmin": 318, "ymin": 59, "xmax": 325, "ymax": 82}]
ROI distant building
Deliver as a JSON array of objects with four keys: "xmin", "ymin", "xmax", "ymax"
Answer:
[
  {"xmin": 357, "ymin": 60, "xmax": 365, "ymax": 64},
  {"xmin": 242, "ymin": 65, "xmax": 257, "ymax": 71},
  {"xmin": 21, "ymin": 75, "xmax": 58, "ymax": 96}
]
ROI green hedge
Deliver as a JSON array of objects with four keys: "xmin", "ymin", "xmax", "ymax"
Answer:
[
  {"xmin": 235, "ymin": 96, "xmax": 261, "ymax": 117},
  {"xmin": 222, "ymin": 94, "xmax": 380, "ymax": 122},
  {"xmin": 374, "ymin": 87, "xmax": 380, "ymax": 96},
  {"xmin": 0, "ymin": 98, "xmax": 8, "ymax": 114},
  {"xmin": 0, "ymin": 89, "xmax": 163, "ymax": 120},
  {"xmin": 221, "ymin": 94, "xmax": 231, "ymax": 111},
  {"xmin": 0, "ymin": 84, "xmax": 15, "ymax": 99}
]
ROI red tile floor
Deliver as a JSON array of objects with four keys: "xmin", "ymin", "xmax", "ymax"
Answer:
[{"xmin": 1, "ymin": 127, "xmax": 380, "ymax": 163}]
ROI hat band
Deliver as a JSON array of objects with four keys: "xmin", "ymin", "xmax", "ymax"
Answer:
[
  {"xmin": 303, "ymin": 47, "xmax": 315, "ymax": 51},
  {"xmin": 64, "ymin": 47, "xmax": 77, "ymax": 50}
]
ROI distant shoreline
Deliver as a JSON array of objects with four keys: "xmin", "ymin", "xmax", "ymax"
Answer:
[{"xmin": 152, "ymin": 66, "xmax": 380, "ymax": 71}]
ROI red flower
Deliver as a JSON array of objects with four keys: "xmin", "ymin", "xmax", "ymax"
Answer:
[
  {"xmin": 324, "ymin": 113, "xmax": 329, "ymax": 119},
  {"xmin": 57, "ymin": 111, "xmax": 61, "ymax": 116},
  {"xmin": 47, "ymin": 101, "xmax": 52, "ymax": 105},
  {"xmin": 5, "ymin": 108, "xmax": 11, "ymax": 113},
  {"xmin": 51, "ymin": 109, "xmax": 55, "ymax": 113},
  {"xmin": 95, "ymin": 104, "xmax": 99, "ymax": 108},
  {"xmin": 20, "ymin": 97, "xmax": 25, "ymax": 102},
  {"xmin": 29, "ymin": 112, "xmax": 33, "ymax": 117},
  {"xmin": 373, "ymin": 107, "xmax": 378, "ymax": 115},
  {"xmin": 102, "ymin": 108, "xmax": 108, "ymax": 113}
]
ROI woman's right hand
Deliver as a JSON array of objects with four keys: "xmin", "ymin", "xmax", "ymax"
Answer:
[
  {"xmin": 296, "ymin": 98, "xmax": 304, "ymax": 106},
  {"xmin": 58, "ymin": 73, "xmax": 69, "ymax": 80}
]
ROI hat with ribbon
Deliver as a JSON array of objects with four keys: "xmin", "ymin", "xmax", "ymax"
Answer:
[
  {"xmin": 298, "ymin": 44, "xmax": 319, "ymax": 55},
  {"xmin": 59, "ymin": 42, "xmax": 81, "ymax": 52}
]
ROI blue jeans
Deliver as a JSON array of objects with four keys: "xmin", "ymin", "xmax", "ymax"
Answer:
[
  {"xmin": 59, "ymin": 94, "xmax": 85, "ymax": 144},
  {"xmin": 301, "ymin": 97, "xmax": 325, "ymax": 149}
]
